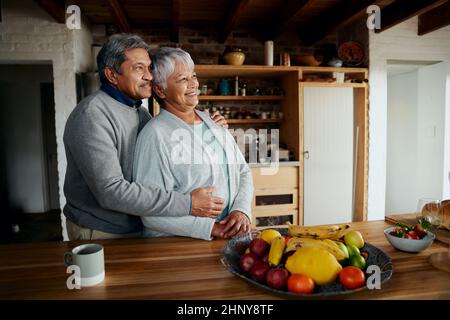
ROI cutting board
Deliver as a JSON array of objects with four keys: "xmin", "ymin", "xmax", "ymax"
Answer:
[{"xmin": 385, "ymin": 213, "xmax": 450, "ymax": 244}]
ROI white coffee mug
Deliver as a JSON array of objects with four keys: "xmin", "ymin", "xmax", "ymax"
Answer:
[{"xmin": 64, "ymin": 243, "xmax": 105, "ymax": 287}]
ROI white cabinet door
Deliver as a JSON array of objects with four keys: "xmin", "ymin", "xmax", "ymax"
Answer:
[{"xmin": 303, "ymin": 87, "xmax": 354, "ymax": 225}]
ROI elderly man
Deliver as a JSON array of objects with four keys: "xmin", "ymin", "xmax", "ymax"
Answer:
[{"xmin": 63, "ymin": 34, "xmax": 227, "ymax": 240}]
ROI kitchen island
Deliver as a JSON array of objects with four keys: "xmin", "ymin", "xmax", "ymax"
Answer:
[{"xmin": 0, "ymin": 220, "xmax": 448, "ymax": 299}]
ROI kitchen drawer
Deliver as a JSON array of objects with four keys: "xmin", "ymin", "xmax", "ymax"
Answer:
[
  {"xmin": 253, "ymin": 209, "xmax": 298, "ymax": 228},
  {"xmin": 251, "ymin": 166, "xmax": 299, "ymax": 189},
  {"xmin": 253, "ymin": 188, "xmax": 298, "ymax": 209}
]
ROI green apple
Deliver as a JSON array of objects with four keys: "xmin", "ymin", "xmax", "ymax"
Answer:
[
  {"xmin": 346, "ymin": 244, "xmax": 360, "ymax": 258},
  {"xmin": 349, "ymin": 254, "xmax": 366, "ymax": 270},
  {"xmin": 344, "ymin": 230, "xmax": 365, "ymax": 249},
  {"xmin": 335, "ymin": 241, "xmax": 349, "ymax": 259}
]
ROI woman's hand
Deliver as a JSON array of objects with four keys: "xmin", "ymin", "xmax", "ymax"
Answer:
[
  {"xmin": 219, "ymin": 211, "xmax": 251, "ymax": 238},
  {"xmin": 190, "ymin": 186, "xmax": 224, "ymax": 218},
  {"xmin": 210, "ymin": 111, "xmax": 229, "ymax": 129}
]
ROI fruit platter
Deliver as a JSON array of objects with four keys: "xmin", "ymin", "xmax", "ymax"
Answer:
[{"xmin": 220, "ymin": 224, "xmax": 393, "ymax": 298}]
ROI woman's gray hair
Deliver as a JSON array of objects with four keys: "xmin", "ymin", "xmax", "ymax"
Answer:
[
  {"xmin": 150, "ymin": 47, "xmax": 195, "ymax": 90},
  {"xmin": 97, "ymin": 33, "xmax": 151, "ymax": 82}
]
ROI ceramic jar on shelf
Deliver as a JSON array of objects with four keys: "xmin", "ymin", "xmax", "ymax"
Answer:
[{"xmin": 223, "ymin": 47, "xmax": 246, "ymax": 66}]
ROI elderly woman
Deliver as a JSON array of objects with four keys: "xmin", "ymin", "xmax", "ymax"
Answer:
[{"xmin": 133, "ymin": 47, "xmax": 253, "ymax": 240}]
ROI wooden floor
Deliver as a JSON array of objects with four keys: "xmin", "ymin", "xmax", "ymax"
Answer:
[{"xmin": 0, "ymin": 209, "xmax": 62, "ymax": 244}]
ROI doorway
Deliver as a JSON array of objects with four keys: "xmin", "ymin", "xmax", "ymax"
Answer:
[
  {"xmin": 386, "ymin": 61, "xmax": 448, "ymax": 215},
  {"xmin": 0, "ymin": 64, "xmax": 61, "ymax": 242}
]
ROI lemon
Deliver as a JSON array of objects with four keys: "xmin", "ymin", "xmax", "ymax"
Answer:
[
  {"xmin": 257, "ymin": 229, "xmax": 282, "ymax": 245},
  {"xmin": 285, "ymin": 247, "xmax": 342, "ymax": 286}
]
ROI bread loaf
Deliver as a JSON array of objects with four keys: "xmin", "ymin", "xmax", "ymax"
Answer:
[{"xmin": 440, "ymin": 200, "xmax": 450, "ymax": 230}]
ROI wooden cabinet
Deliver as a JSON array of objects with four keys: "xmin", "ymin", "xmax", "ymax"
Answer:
[
  {"xmin": 193, "ymin": 65, "xmax": 369, "ymax": 227},
  {"xmin": 251, "ymin": 166, "xmax": 299, "ymax": 227}
]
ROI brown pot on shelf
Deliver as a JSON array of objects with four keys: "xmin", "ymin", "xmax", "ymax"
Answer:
[{"xmin": 223, "ymin": 48, "xmax": 245, "ymax": 66}]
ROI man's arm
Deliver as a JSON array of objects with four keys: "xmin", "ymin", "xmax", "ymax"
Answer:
[
  {"xmin": 220, "ymin": 138, "xmax": 254, "ymax": 237},
  {"xmin": 65, "ymin": 109, "xmax": 220, "ymax": 217},
  {"xmin": 228, "ymin": 141, "xmax": 254, "ymax": 219}
]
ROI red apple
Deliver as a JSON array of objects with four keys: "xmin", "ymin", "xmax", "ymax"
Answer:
[
  {"xmin": 239, "ymin": 252, "xmax": 259, "ymax": 273},
  {"xmin": 249, "ymin": 260, "xmax": 270, "ymax": 283},
  {"xmin": 249, "ymin": 238, "xmax": 270, "ymax": 257},
  {"xmin": 266, "ymin": 268, "xmax": 289, "ymax": 290}
]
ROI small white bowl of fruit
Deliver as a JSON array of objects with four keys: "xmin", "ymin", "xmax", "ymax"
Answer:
[{"xmin": 384, "ymin": 219, "xmax": 435, "ymax": 253}]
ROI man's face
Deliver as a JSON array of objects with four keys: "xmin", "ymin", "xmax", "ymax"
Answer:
[{"xmin": 110, "ymin": 48, "xmax": 153, "ymax": 100}]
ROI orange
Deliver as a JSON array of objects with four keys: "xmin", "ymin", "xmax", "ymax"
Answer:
[{"xmin": 287, "ymin": 274, "xmax": 315, "ymax": 294}]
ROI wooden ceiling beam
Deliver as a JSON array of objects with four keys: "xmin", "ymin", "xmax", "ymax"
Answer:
[
  {"xmin": 218, "ymin": 0, "xmax": 250, "ymax": 43},
  {"xmin": 171, "ymin": 0, "xmax": 180, "ymax": 43},
  {"xmin": 107, "ymin": 0, "xmax": 131, "ymax": 33},
  {"xmin": 418, "ymin": 1, "xmax": 450, "ymax": 35},
  {"xmin": 376, "ymin": 0, "xmax": 448, "ymax": 33},
  {"xmin": 35, "ymin": 0, "xmax": 65, "ymax": 23},
  {"xmin": 300, "ymin": 0, "xmax": 378, "ymax": 46},
  {"xmin": 271, "ymin": 0, "xmax": 314, "ymax": 39}
]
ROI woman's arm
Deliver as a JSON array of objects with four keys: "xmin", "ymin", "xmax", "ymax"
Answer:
[{"xmin": 142, "ymin": 215, "xmax": 215, "ymax": 241}]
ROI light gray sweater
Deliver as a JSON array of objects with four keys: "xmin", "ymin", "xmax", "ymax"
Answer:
[
  {"xmin": 133, "ymin": 109, "xmax": 253, "ymax": 240},
  {"xmin": 63, "ymin": 90, "xmax": 191, "ymax": 234}
]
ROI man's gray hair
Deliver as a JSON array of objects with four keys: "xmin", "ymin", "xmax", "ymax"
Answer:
[
  {"xmin": 97, "ymin": 33, "xmax": 151, "ymax": 82},
  {"xmin": 150, "ymin": 47, "xmax": 195, "ymax": 90}
]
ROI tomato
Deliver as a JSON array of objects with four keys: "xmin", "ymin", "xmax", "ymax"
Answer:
[
  {"xmin": 406, "ymin": 231, "xmax": 419, "ymax": 239},
  {"xmin": 339, "ymin": 266, "xmax": 365, "ymax": 289},
  {"xmin": 287, "ymin": 274, "xmax": 315, "ymax": 294}
]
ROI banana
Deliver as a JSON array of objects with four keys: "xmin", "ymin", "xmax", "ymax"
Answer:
[
  {"xmin": 287, "ymin": 222, "xmax": 350, "ymax": 240},
  {"xmin": 323, "ymin": 238, "xmax": 340, "ymax": 249},
  {"xmin": 284, "ymin": 237, "xmax": 346, "ymax": 261},
  {"xmin": 268, "ymin": 236, "xmax": 286, "ymax": 267}
]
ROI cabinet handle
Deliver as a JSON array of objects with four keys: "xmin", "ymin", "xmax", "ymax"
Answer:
[{"xmin": 303, "ymin": 151, "xmax": 309, "ymax": 159}]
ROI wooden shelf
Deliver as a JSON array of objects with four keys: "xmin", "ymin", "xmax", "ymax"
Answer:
[
  {"xmin": 300, "ymin": 66, "xmax": 368, "ymax": 76},
  {"xmin": 299, "ymin": 82, "xmax": 367, "ymax": 88},
  {"xmin": 227, "ymin": 119, "xmax": 281, "ymax": 124},
  {"xmin": 195, "ymin": 65, "xmax": 298, "ymax": 78},
  {"xmin": 195, "ymin": 64, "xmax": 367, "ymax": 79},
  {"xmin": 198, "ymin": 95, "xmax": 284, "ymax": 101}
]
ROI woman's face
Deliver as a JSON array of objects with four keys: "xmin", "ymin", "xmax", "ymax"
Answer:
[{"xmin": 160, "ymin": 60, "xmax": 199, "ymax": 111}]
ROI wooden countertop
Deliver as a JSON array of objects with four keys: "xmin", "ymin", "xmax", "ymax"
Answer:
[{"xmin": 0, "ymin": 220, "xmax": 449, "ymax": 300}]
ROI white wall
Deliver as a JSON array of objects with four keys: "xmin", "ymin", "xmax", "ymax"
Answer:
[
  {"xmin": 369, "ymin": 17, "xmax": 450, "ymax": 220},
  {"xmin": 0, "ymin": 0, "xmax": 93, "ymax": 239},
  {"xmin": 416, "ymin": 63, "xmax": 447, "ymax": 200},
  {"xmin": 386, "ymin": 63, "xmax": 447, "ymax": 215},
  {"xmin": 386, "ymin": 70, "xmax": 418, "ymax": 214}
]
